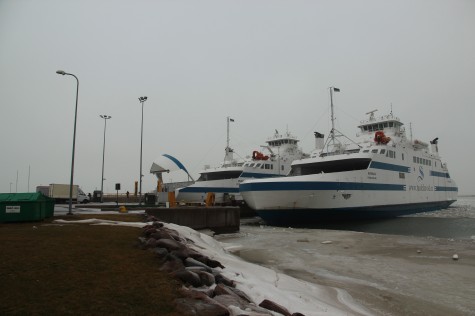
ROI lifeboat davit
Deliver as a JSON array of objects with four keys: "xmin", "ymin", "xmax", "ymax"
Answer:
[
  {"xmin": 374, "ymin": 131, "xmax": 391, "ymax": 144},
  {"xmin": 252, "ymin": 151, "xmax": 269, "ymax": 160}
]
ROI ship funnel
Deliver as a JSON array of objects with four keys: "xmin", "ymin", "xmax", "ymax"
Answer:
[
  {"xmin": 224, "ymin": 146, "xmax": 234, "ymax": 164},
  {"xmin": 430, "ymin": 137, "xmax": 439, "ymax": 154},
  {"xmin": 314, "ymin": 132, "xmax": 324, "ymax": 150}
]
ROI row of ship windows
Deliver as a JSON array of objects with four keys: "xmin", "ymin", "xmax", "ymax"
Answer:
[
  {"xmin": 364, "ymin": 149, "xmax": 438, "ymax": 167},
  {"xmin": 361, "ymin": 122, "xmax": 401, "ymax": 132},
  {"xmin": 243, "ymin": 163, "xmax": 284, "ymax": 171},
  {"xmin": 414, "ymin": 156, "xmax": 432, "ymax": 166},
  {"xmin": 268, "ymin": 140, "xmax": 298, "ymax": 146},
  {"xmin": 363, "ymin": 148, "xmax": 398, "ymax": 159}
]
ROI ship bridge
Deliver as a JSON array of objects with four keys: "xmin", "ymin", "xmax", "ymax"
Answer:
[
  {"xmin": 357, "ymin": 110, "xmax": 403, "ymax": 133},
  {"xmin": 265, "ymin": 130, "xmax": 300, "ymax": 147}
]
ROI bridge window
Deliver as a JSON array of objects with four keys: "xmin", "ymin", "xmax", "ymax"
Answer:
[
  {"xmin": 198, "ymin": 170, "xmax": 242, "ymax": 181},
  {"xmin": 289, "ymin": 158, "xmax": 371, "ymax": 176},
  {"xmin": 385, "ymin": 150, "xmax": 395, "ymax": 158}
]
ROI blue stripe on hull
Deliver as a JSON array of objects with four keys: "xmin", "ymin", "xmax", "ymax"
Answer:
[
  {"xmin": 240, "ymin": 181, "xmax": 405, "ymax": 192},
  {"xmin": 435, "ymin": 186, "xmax": 458, "ymax": 192},
  {"xmin": 430, "ymin": 171, "xmax": 450, "ymax": 178},
  {"xmin": 370, "ymin": 161, "xmax": 410, "ymax": 173},
  {"xmin": 240, "ymin": 172, "xmax": 282, "ymax": 179},
  {"xmin": 256, "ymin": 200, "xmax": 456, "ymax": 226}
]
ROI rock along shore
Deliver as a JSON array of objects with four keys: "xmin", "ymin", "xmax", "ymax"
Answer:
[{"xmin": 139, "ymin": 215, "xmax": 305, "ymax": 316}]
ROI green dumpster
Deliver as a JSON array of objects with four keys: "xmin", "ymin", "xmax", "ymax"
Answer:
[
  {"xmin": 41, "ymin": 194, "xmax": 55, "ymax": 218},
  {"xmin": 0, "ymin": 193, "xmax": 51, "ymax": 222}
]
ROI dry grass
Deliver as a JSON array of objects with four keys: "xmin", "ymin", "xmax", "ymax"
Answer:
[{"xmin": 0, "ymin": 214, "xmax": 183, "ymax": 315}]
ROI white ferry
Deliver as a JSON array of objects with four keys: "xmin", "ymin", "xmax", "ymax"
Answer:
[
  {"xmin": 240, "ymin": 88, "xmax": 458, "ymax": 225},
  {"xmin": 176, "ymin": 119, "xmax": 307, "ymax": 204}
]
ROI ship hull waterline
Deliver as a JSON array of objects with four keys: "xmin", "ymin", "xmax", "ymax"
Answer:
[
  {"xmin": 252, "ymin": 200, "xmax": 456, "ymax": 226},
  {"xmin": 241, "ymin": 179, "xmax": 457, "ymax": 226}
]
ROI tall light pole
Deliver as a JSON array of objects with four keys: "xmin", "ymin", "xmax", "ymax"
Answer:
[
  {"xmin": 56, "ymin": 70, "xmax": 79, "ymax": 215},
  {"xmin": 138, "ymin": 96, "xmax": 148, "ymax": 205},
  {"xmin": 100, "ymin": 115, "xmax": 111, "ymax": 203}
]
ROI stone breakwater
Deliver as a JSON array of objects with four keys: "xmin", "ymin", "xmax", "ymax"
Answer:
[{"xmin": 139, "ymin": 216, "xmax": 306, "ymax": 316}]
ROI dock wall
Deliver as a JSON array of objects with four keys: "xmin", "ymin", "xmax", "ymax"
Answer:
[{"xmin": 145, "ymin": 207, "xmax": 240, "ymax": 234}]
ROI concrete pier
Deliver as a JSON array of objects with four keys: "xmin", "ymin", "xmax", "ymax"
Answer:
[
  {"xmin": 145, "ymin": 207, "xmax": 240, "ymax": 234},
  {"xmin": 76, "ymin": 204, "xmax": 240, "ymax": 234}
]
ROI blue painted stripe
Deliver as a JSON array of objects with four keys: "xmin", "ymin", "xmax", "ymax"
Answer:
[
  {"xmin": 435, "ymin": 186, "xmax": 458, "ymax": 192},
  {"xmin": 180, "ymin": 186, "xmax": 239, "ymax": 193},
  {"xmin": 254, "ymin": 200, "xmax": 456, "ymax": 225},
  {"xmin": 430, "ymin": 171, "xmax": 450, "ymax": 178},
  {"xmin": 240, "ymin": 172, "xmax": 282, "ymax": 179},
  {"xmin": 370, "ymin": 161, "xmax": 410, "ymax": 173},
  {"xmin": 240, "ymin": 181, "xmax": 405, "ymax": 192}
]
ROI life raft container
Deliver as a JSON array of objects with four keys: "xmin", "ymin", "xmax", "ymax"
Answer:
[
  {"xmin": 252, "ymin": 150, "xmax": 269, "ymax": 160},
  {"xmin": 374, "ymin": 131, "xmax": 391, "ymax": 144}
]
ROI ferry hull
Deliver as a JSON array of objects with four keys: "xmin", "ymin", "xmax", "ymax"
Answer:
[
  {"xmin": 240, "ymin": 177, "xmax": 458, "ymax": 225},
  {"xmin": 254, "ymin": 200, "xmax": 456, "ymax": 226}
]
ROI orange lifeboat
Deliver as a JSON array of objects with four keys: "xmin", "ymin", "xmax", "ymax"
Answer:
[
  {"xmin": 252, "ymin": 151, "xmax": 269, "ymax": 160},
  {"xmin": 374, "ymin": 131, "xmax": 391, "ymax": 144}
]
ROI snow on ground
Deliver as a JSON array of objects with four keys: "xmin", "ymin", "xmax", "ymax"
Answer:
[{"xmin": 54, "ymin": 218, "xmax": 372, "ymax": 316}]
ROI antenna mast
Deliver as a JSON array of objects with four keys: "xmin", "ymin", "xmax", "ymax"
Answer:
[
  {"xmin": 329, "ymin": 87, "xmax": 340, "ymax": 144},
  {"xmin": 226, "ymin": 116, "xmax": 230, "ymax": 150},
  {"xmin": 224, "ymin": 116, "xmax": 235, "ymax": 163}
]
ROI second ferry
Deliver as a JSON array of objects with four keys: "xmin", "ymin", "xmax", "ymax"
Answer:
[{"xmin": 240, "ymin": 87, "xmax": 458, "ymax": 225}]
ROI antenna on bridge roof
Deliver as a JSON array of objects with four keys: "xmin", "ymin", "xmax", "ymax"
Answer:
[{"xmin": 366, "ymin": 109, "xmax": 378, "ymax": 120}]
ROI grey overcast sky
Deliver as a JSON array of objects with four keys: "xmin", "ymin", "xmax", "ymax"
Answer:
[{"xmin": 1, "ymin": 0, "xmax": 474, "ymax": 195}]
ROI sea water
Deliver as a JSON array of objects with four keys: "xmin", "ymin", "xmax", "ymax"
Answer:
[
  {"xmin": 218, "ymin": 196, "xmax": 475, "ymax": 316},
  {"xmin": 241, "ymin": 195, "xmax": 475, "ymax": 240}
]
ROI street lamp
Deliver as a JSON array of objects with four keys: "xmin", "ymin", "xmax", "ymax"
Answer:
[
  {"xmin": 100, "ymin": 115, "xmax": 112, "ymax": 203},
  {"xmin": 56, "ymin": 70, "xmax": 79, "ymax": 215},
  {"xmin": 138, "ymin": 96, "xmax": 148, "ymax": 205}
]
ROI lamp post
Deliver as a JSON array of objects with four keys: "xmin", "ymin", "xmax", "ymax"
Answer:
[
  {"xmin": 100, "ymin": 115, "xmax": 112, "ymax": 203},
  {"xmin": 138, "ymin": 96, "xmax": 148, "ymax": 205},
  {"xmin": 56, "ymin": 70, "xmax": 79, "ymax": 215}
]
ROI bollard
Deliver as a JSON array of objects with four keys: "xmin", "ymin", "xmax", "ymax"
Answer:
[
  {"xmin": 168, "ymin": 192, "xmax": 176, "ymax": 207},
  {"xmin": 205, "ymin": 192, "xmax": 215, "ymax": 207}
]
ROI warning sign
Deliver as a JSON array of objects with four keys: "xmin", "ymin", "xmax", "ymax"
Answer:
[{"xmin": 6, "ymin": 206, "xmax": 20, "ymax": 213}]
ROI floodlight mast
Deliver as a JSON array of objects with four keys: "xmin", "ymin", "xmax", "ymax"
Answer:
[{"xmin": 56, "ymin": 70, "xmax": 79, "ymax": 215}]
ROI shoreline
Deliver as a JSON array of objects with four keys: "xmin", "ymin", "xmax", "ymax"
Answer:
[
  {"xmin": 52, "ymin": 208, "xmax": 475, "ymax": 315},
  {"xmin": 217, "ymin": 225, "xmax": 475, "ymax": 316}
]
